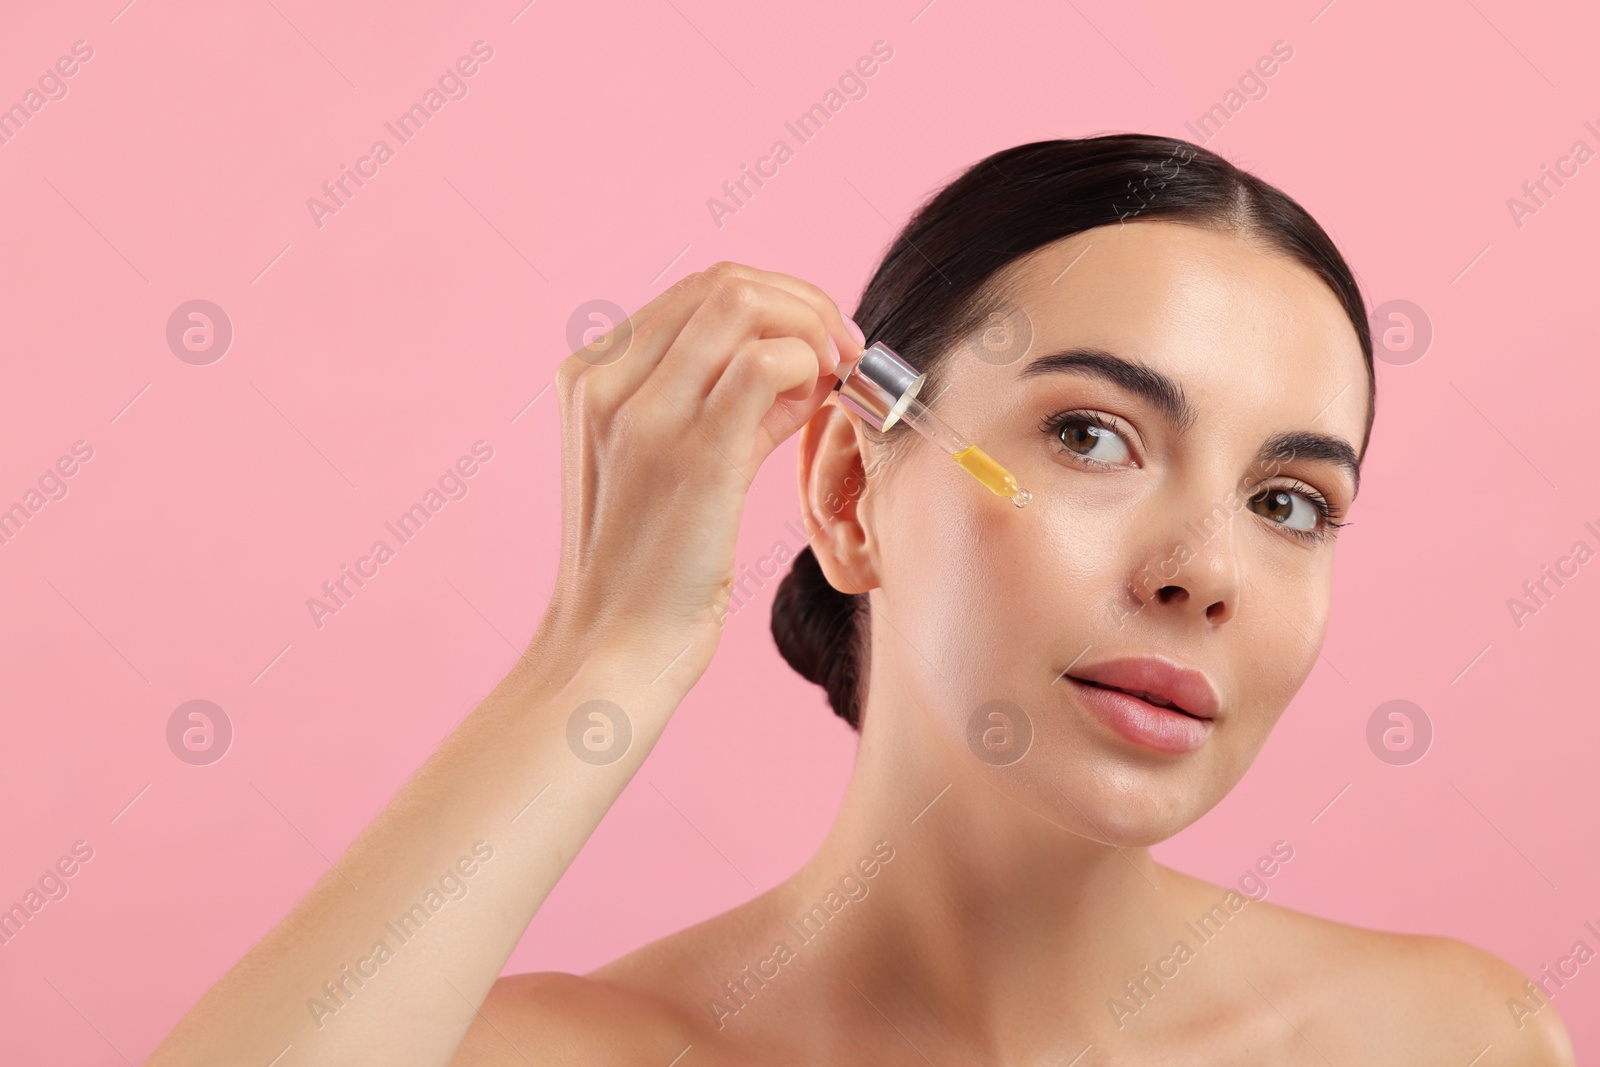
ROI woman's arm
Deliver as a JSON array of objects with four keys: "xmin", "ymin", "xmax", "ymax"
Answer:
[
  {"xmin": 146, "ymin": 635, "xmax": 688, "ymax": 1066},
  {"xmin": 145, "ymin": 262, "xmax": 859, "ymax": 1067}
]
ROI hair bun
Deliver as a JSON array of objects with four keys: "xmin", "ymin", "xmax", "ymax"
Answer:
[{"xmin": 770, "ymin": 545, "xmax": 866, "ymax": 729}]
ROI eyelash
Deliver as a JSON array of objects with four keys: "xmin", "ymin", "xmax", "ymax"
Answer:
[{"xmin": 1038, "ymin": 408, "xmax": 1349, "ymax": 543}]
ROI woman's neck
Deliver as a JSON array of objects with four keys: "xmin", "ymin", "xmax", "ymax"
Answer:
[{"xmin": 774, "ymin": 686, "xmax": 1218, "ymax": 1056}]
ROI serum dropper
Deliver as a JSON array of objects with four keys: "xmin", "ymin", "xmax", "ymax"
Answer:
[{"xmin": 833, "ymin": 341, "xmax": 1032, "ymax": 507}]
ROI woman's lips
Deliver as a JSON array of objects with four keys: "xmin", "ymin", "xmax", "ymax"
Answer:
[{"xmin": 1065, "ymin": 676, "xmax": 1214, "ymax": 754}]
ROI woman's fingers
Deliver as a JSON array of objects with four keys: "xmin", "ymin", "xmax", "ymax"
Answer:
[
  {"xmin": 700, "ymin": 336, "xmax": 836, "ymax": 466},
  {"xmin": 563, "ymin": 262, "xmax": 861, "ymax": 419},
  {"xmin": 702, "ymin": 260, "xmax": 863, "ymax": 365},
  {"xmin": 559, "ymin": 272, "xmax": 705, "ymax": 413},
  {"xmin": 648, "ymin": 276, "xmax": 836, "ymax": 418}
]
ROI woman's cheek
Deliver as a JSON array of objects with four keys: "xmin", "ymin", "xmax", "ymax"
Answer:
[
  {"xmin": 876, "ymin": 469, "xmax": 997, "ymax": 669},
  {"xmin": 1232, "ymin": 568, "xmax": 1331, "ymax": 740},
  {"xmin": 1026, "ymin": 488, "xmax": 1132, "ymax": 611},
  {"xmin": 908, "ymin": 490, "xmax": 1072, "ymax": 716}
]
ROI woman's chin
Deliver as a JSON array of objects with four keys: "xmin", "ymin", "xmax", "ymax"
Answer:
[
  {"xmin": 967, "ymin": 759, "xmax": 1216, "ymax": 850},
  {"xmin": 932, "ymin": 696, "xmax": 1241, "ymax": 847}
]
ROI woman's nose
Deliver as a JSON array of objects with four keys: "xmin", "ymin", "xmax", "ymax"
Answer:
[{"xmin": 1120, "ymin": 507, "xmax": 1242, "ymax": 629}]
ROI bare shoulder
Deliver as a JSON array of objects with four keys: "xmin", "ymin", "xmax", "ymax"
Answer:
[
  {"xmin": 447, "ymin": 970, "xmax": 699, "ymax": 1066},
  {"xmin": 1216, "ymin": 885, "xmax": 1576, "ymax": 1065},
  {"xmin": 1406, "ymin": 936, "xmax": 1578, "ymax": 1066},
  {"xmin": 1332, "ymin": 925, "xmax": 1575, "ymax": 1065},
  {"xmin": 445, "ymin": 903, "xmax": 771, "ymax": 1066}
]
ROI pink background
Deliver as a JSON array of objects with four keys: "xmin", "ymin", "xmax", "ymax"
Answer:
[{"xmin": 2, "ymin": 0, "xmax": 1596, "ymax": 1059}]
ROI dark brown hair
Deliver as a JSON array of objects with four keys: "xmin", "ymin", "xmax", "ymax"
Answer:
[{"xmin": 770, "ymin": 133, "xmax": 1375, "ymax": 731}]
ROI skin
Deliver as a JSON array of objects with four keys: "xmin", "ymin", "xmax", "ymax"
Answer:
[
  {"xmin": 465, "ymin": 225, "xmax": 1573, "ymax": 1063},
  {"xmin": 146, "ymin": 227, "xmax": 1575, "ymax": 1067}
]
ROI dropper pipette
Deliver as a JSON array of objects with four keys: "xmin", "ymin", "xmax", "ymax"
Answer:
[{"xmin": 833, "ymin": 341, "xmax": 1032, "ymax": 508}]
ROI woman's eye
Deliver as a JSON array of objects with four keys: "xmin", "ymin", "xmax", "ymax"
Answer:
[
  {"xmin": 1053, "ymin": 415, "xmax": 1132, "ymax": 466},
  {"xmin": 1249, "ymin": 488, "xmax": 1320, "ymax": 532}
]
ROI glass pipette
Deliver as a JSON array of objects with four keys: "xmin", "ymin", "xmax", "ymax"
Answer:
[{"xmin": 833, "ymin": 341, "xmax": 1032, "ymax": 508}]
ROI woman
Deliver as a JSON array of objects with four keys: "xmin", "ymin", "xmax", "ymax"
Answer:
[{"xmin": 149, "ymin": 135, "xmax": 1575, "ymax": 1065}]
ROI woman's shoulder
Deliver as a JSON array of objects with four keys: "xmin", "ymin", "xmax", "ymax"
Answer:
[
  {"xmin": 447, "ymin": 969, "xmax": 701, "ymax": 1066},
  {"xmin": 447, "ymin": 903, "xmax": 773, "ymax": 1066},
  {"xmin": 449, "ymin": 874, "xmax": 1576, "ymax": 1066},
  {"xmin": 1176, "ymin": 871, "xmax": 1576, "ymax": 1065}
]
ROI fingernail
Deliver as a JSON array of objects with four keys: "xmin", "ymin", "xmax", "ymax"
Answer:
[
  {"xmin": 826, "ymin": 334, "xmax": 841, "ymax": 373},
  {"xmin": 844, "ymin": 316, "xmax": 867, "ymax": 348}
]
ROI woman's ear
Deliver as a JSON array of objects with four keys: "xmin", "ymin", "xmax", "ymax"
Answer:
[{"xmin": 796, "ymin": 402, "xmax": 880, "ymax": 596}]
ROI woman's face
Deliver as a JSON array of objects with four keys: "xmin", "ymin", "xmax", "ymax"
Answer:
[{"xmin": 830, "ymin": 219, "xmax": 1370, "ymax": 846}]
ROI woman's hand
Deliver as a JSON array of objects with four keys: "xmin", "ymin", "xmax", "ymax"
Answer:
[
  {"xmin": 144, "ymin": 263, "xmax": 864, "ymax": 1067},
  {"xmin": 533, "ymin": 261, "xmax": 865, "ymax": 689}
]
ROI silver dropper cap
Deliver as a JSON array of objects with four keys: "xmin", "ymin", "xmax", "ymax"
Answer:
[{"xmin": 834, "ymin": 341, "xmax": 926, "ymax": 431}]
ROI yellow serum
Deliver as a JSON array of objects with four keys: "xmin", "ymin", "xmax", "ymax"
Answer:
[{"xmin": 951, "ymin": 444, "xmax": 1032, "ymax": 507}]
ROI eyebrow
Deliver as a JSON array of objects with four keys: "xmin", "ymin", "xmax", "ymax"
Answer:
[{"xmin": 1018, "ymin": 346, "xmax": 1361, "ymax": 497}]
